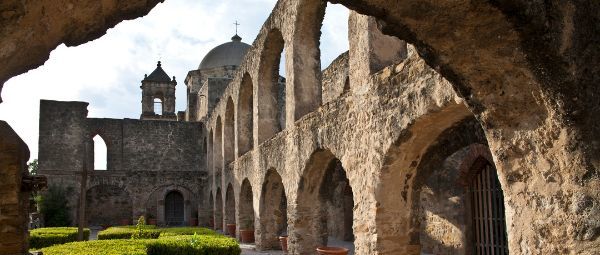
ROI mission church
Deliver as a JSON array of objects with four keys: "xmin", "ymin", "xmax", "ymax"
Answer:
[{"xmin": 37, "ymin": 33, "xmax": 270, "ymax": 227}]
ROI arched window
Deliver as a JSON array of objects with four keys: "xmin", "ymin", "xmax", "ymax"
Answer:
[
  {"xmin": 154, "ymin": 98, "xmax": 163, "ymax": 115},
  {"xmin": 93, "ymin": 135, "xmax": 107, "ymax": 170}
]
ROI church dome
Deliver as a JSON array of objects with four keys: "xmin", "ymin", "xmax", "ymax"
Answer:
[{"xmin": 198, "ymin": 34, "xmax": 251, "ymax": 70}]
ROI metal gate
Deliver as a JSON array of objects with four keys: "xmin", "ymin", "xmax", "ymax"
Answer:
[
  {"xmin": 165, "ymin": 191, "xmax": 184, "ymax": 226},
  {"xmin": 468, "ymin": 162, "xmax": 509, "ymax": 255}
]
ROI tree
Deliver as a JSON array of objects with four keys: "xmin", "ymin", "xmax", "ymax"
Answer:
[
  {"xmin": 39, "ymin": 185, "xmax": 72, "ymax": 227},
  {"xmin": 28, "ymin": 159, "xmax": 38, "ymax": 175}
]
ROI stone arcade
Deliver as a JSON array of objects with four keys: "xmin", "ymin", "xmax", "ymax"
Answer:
[{"xmin": 0, "ymin": 0, "xmax": 598, "ymax": 255}]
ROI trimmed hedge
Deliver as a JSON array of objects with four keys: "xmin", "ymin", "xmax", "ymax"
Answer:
[
  {"xmin": 146, "ymin": 235, "xmax": 241, "ymax": 255},
  {"xmin": 98, "ymin": 226, "xmax": 213, "ymax": 240},
  {"xmin": 29, "ymin": 227, "xmax": 90, "ymax": 249},
  {"xmin": 41, "ymin": 239, "xmax": 148, "ymax": 255},
  {"xmin": 98, "ymin": 225, "xmax": 159, "ymax": 240},
  {"xmin": 40, "ymin": 231, "xmax": 240, "ymax": 255},
  {"xmin": 159, "ymin": 227, "xmax": 217, "ymax": 237}
]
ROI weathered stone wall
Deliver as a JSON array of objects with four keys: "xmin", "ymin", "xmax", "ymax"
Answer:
[
  {"xmin": 38, "ymin": 100, "xmax": 207, "ymax": 226},
  {"xmin": 321, "ymin": 51, "xmax": 349, "ymax": 104},
  {"xmin": 0, "ymin": 121, "xmax": 31, "ymax": 255},
  {"xmin": 85, "ymin": 184, "xmax": 132, "ymax": 226},
  {"xmin": 38, "ymin": 100, "xmax": 89, "ymax": 172}
]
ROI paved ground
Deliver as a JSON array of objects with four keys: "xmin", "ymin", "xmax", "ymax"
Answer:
[
  {"xmin": 240, "ymin": 237, "xmax": 355, "ymax": 255},
  {"xmin": 89, "ymin": 227, "xmax": 102, "ymax": 240}
]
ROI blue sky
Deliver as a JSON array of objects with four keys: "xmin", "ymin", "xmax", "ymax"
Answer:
[{"xmin": 0, "ymin": 0, "xmax": 349, "ymax": 161}]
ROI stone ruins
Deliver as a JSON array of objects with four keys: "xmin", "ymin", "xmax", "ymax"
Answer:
[{"xmin": 0, "ymin": 0, "xmax": 598, "ymax": 254}]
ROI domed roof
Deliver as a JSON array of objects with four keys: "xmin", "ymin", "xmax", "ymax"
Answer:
[{"xmin": 199, "ymin": 35, "xmax": 251, "ymax": 70}]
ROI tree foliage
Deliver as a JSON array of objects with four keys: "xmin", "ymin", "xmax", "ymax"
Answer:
[{"xmin": 39, "ymin": 185, "xmax": 71, "ymax": 227}]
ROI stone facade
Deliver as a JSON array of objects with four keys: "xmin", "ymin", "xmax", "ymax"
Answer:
[
  {"xmin": 0, "ymin": 0, "xmax": 599, "ymax": 255},
  {"xmin": 38, "ymin": 100, "xmax": 207, "ymax": 226}
]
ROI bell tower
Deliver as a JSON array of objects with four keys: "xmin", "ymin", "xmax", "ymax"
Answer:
[{"xmin": 140, "ymin": 61, "xmax": 177, "ymax": 120}]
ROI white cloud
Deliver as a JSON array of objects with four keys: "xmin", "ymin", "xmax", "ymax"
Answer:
[{"xmin": 0, "ymin": 0, "xmax": 348, "ymax": 161}]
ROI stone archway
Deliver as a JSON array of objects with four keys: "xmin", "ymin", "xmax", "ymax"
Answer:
[
  {"xmin": 238, "ymin": 178, "xmax": 255, "ymax": 243},
  {"xmin": 224, "ymin": 98, "xmax": 235, "ymax": 166},
  {"xmin": 215, "ymin": 188, "xmax": 223, "ymax": 230},
  {"xmin": 237, "ymin": 73, "xmax": 254, "ymax": 156},
  {"xmin": 292, "ymin": 149, "xmax": 354, "ymax": 254},
  {"xmin": 257, "ymin": 29, "xmax": 285, "ymax": 141},
  {"xmin": 85, "ymin": 184, "xmax": 132, "ymax": 226},
  {"xmin": 208, "ymin": 191, "xmax": 214, "ymax": 228},
  {"xmin": 258, "ymin": 169, "xmax": 288, "ymax": 250},
  {"xmin": 409, "ymin": 117, "xmax": 491, "ymax": 255},
  {"xmin": 225, "ymin": 183, "xmax": 236, "ymax": 235}
]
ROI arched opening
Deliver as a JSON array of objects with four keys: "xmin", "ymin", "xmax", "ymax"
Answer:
[
  {"xmin": 225, "ymin": 183, "xmax": 237, "ymax": 236},
  {"xmin": 239, "ymin": 178, "xmax": 255, "ymax": 243},
  {"xmin": 237, "ymin": 73, "xmax": 254, "ymax": 156},
  {"xmin": 92, "ymin": 134, "xmax": 107, "ymax": 170},
  {"xmin": 258, "ymin": 169, "xmax": 288, "ymax": 250},
  {"xmin": 293, "ymin": 150, "xmax": 354, "ymax": 254},
  {"xmin": 215, "ymin": 188, "xmax": 223, "ymax": 231},
  {"xmin": 320, "ymin": 3, "xmax": 350, "ymax": 104},
  {"xmin": 224, "ymin": 97, "xmax": 235, "ymax": 166},
  {"xmin": 409, "ymin": 117, "xmax": 502, "ymax": 255},
  {"xmin": 465, "ymin": 157, "xmax": 508, "ymax": 255},
  {"xmin": 85, "ymin": 185, "xmax": 132, "ymax": 226},
  {"xmin": 208, "ymin": 129, "xmax": 214, "ymax": 186},
  {"xmin": 214, "ymin": 117, "xmax": 223, "ymax": 187},
  {"xmin": 165, "ymin": 190, "xmax": 184, "ymax": 226},
  {"xmin": 320, "ymin": 3, "xmax": 349, "ymax": 68},
  {"xmin": 258, "ymin": 29, "xmax": 286, "ymax": 143},
  {"xmin": 208, "ymin": 191, "xmax": 214, "ymax": 228},
  {"xmin": 153, "ymin": 97, "xmax": 163, "ymax": 115},
  {"xmin": 375, "ymin": 103, "xmax": 493, "ymax": 254}
]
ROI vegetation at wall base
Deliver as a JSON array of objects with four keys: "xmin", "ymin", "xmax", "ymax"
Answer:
[{"xmin": 29, "ymin": 227, "xmax": 90, "ymax": 249}]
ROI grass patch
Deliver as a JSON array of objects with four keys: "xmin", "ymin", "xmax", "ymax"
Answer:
[{"xmin": 29, "ymin": 227, "xmax": 90, "ymax": 249}]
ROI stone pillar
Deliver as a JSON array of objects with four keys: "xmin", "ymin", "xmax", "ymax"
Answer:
[
  {"xmin": 348, "ymin": 11, "xmax": 407, "ymax": 92},
  {"xmin": 0, "ymin": 121, "xmax": 39, "ymax": 254}
]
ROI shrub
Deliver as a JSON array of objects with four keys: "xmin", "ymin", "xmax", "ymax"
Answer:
[
  {"xmin": 98, "ymin": 225, "xmax": 158, "ymax": 240},
  {"xmin": 146, "ymin": 235, "xmax": 241, "ymax": 255},
  {"xmin": 158, "ymin": 227, "xmax": 217, "ymax": 237},
  {"xmin": 41, "ymin": 239, "xmax": 149, "ymax": 255},
  {"xmin": 38, "ymin": 185, "xmax": 72, "ymax": 227},
  {"xmin": 41, "ymin": 232, "xmax": 240, "ymax": 255},
  {"xmin": 29, "ymin": 227, "xmax": 90, "ymax": 249}
]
